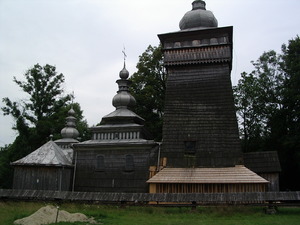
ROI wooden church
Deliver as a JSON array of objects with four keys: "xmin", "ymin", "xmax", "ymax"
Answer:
[{"xmin": 11, "ymin": 0, "xmax": 281, "ymax": 194}]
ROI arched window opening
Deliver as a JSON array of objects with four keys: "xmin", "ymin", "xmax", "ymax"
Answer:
[
  {"xmin": 124, "ymin": 154, "xmax": 134, "ymax": 172},
  {"xmin": 96, "ymin": 155, "xmax": 105, "ymax": 172}
]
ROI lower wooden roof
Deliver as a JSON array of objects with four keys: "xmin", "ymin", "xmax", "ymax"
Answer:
[
  {"xmin": 11, "ymin": 141, "xmax": 72, "ymax": 167},
  {"xmin": 147, "ymin": 166, "xmax": 268, "ymax": 184},
  {"xmin": 243, "ymin": 151, "xmax": 281, "ymax": 173}
]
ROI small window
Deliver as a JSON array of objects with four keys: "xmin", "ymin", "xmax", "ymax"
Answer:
[
  {"xmin": 124, "ymin": 155, "xmax": 134, "ymax": 172},
  {"xmin": 184, "ymin": 141, "xmax": 196, "ymax": 155},
  {"xmin": 96, "ymin": 155, "xmax": 105, "ymax": 172}
]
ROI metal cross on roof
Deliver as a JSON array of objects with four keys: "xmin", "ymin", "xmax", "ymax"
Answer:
[
  {"xmin": 71, "ymin": 91, "xmax": 75, "ymax": 105},
  {"xmin": 122, "ymin": 46, "xmax": 127, "ymax": 62}
]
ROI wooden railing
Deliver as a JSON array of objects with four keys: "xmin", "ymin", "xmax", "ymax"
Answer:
[{"xmin": 0, "ymin": 189, "xmax": 299, "ymax": 205}]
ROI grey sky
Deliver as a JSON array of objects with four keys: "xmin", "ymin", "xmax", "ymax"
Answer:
[{"xmin": 0, "ymin": 0, "xmax": 299, "ymax": 147}]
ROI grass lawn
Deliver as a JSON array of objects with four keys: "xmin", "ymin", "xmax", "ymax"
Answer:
[{"xmin": 0, "ymin": 201, "xmax": 299, "ymax": 225}]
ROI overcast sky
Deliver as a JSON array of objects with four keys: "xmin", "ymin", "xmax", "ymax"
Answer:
[{"xmin": 0, "ymin": 0, "xmax": 299, "ymax": 147}]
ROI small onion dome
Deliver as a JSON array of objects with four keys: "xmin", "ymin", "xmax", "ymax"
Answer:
[
  {"xmin": 113, "ymin": 89, "xmax": 136, "ymax": 109},
  {"xmin": 68, "ymin": 107, "xmax": 76, "ymax": 116},
  {"xmin": 61, "ymin": 108, "xmax": 79, "ymax": 139},
  {"xmin": 179, "ymin": 0, "xmax": 218, "ymax": 30},
  {"xmin": 119, "ymin": 63, "xmax": 129, "ymax": 79},
  {"xmin": 112, "ymin": 63, "xmax": 136, "ymax": 109},
  {"xmin": 61, "ymin": 126, "xmax": 79, "ymax": 139}
]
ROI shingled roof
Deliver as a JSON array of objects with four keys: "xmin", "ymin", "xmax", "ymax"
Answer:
[
  {"xmin": 147, "ymin": 166, "xmax": 268, "ymax": 184},
  {"xmin": 11, "ymin": 141, "xmax": 72, "ymax": 167},
  {"xmin": 243, "ymin": 151, "xmax": 281, "ymax": 173}
]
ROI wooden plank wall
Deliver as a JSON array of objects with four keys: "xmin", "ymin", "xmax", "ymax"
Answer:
[
  {"xmin": 74, "ymin": 146, "xmax": 157, "ymax": 193},
  {"xmin": 150, "ymin": 183, "xmax": 266, "ymax": 194},
  {"xmin": 259, "ymin": 173, "xmax": 280, "ymax": 192},
  {"xmin": 13, "ymin": 166, "xmax": 72, "ymax": 191},
  {"xmin": 1, "ymin": 189, "xmax": 299, "ymax": 204}
]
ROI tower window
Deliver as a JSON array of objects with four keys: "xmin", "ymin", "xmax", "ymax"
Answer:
[
  {"xmin": 184, "ymin": 141, "xmax": 196, "ymax": 167},
  {"xmin": 184, "ymin": 141, "xmax": 196, "ymax": 155}
]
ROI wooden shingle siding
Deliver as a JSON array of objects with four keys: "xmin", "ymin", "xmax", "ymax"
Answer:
[
  {"xmin": 159, "ymin": 26, "xmax": 241, "ymax": 168},
  {"xmin": 161, "ymin": 64, "xmax": 241, "ymax": 167},
  {"xmin": 243, "ymin": 152, "xmax": 281, "ymax": 173}
]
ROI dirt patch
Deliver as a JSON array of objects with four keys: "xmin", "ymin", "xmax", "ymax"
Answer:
[{"xmin": 14, "ymin": 205, "xmax": 98, "ymax": 225}]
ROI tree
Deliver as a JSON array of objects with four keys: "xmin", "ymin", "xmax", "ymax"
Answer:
[
  {"xmin": 0, "ymin": 64, "xmax": 89, "ymax": 188},
  {"xmin": 2, "ymin": 64, "xmax": 72, "ymax": 148},
  {"xmin": 233, "ymin": 36, "xmax": 300, "ymax": 190},
  {"xmin": 278, "ymin": 36, "xmax": 300, "ymax": 190},
  {"xmin": 233, "ymin": 50, "xmax": 285, "ymax": 152},
  {"xmin": 0, "ymin": 145, "xmax": 14, "ymax": 188},
  {"xmin": 129, "ymin": 45, "xmax": 167, "ymax": 141},
  {"xmin": 233, "ymin": 72, "xmax": 264, "ymax": 152},
  {"xmin": 281, "ymin": 36, "xmax": 300, "ymax": 136}
]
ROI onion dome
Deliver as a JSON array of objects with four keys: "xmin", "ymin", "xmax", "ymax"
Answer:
[
  {"xmin": 179, "ymin": 0, "xmax": 218, "ymax": 30},
  {"xmin": 112, "ymin": 63, "xmax": 136, "ymax": 109},
  {"xmin": 119, "ymin": 63, "xmax": 129, "ymax": 79},
  {"xmin": 61, "ymin": 107, "xmax": 80, "ymax": 139}
]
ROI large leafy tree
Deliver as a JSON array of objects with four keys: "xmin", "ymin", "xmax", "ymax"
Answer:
[
  {"xmin": 129, "ymin": 45, "xmax": 167, "ymax": 141},
  {"xmin": 233, "ymin": 36, "xmax": 300, "ymax": 190},
  {"xmin": 281, "ymin": 36, "xmax": 300, "ymax": 137},
  {"xmin": 278, "ymin": 36, "xmax": 300, "ymax": 190},
  {"xmin": 2, "ymin": 64, "xmax": 72, "ymax": 149},
  {"xmin": 0, "ymin": 64, "xmax": 89, "ymax": 188},
  {"xmin": 233, "ymin": 50, "xmax": 285, "ymax": 152}
]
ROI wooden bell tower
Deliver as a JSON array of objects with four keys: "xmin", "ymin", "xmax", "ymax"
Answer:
[{"xmin": 159, "ymin": 26, "xmax": 242, "ymax": 168}]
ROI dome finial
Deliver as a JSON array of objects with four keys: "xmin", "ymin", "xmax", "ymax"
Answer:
[
  {"xmin": 122, "ymin": 46, "xmax": 127, "ymax": 64},
  {"xmin": 61, "ymin": 106, "xmax": 79, "ymax": 139},
  {"xmin": 113, "ymin": 57, "xmax": 136, "ymax": 109},
  {"xmin": 71, "ymin": 91, "xmax": 75, "ymax": 104},
  {"xmin": 192, "ymin": 0, "xmax": 206, "ymax": 10},
  {"xmin": 179, "ymin": 0, "xmax": 218, "ymax": 30},
  {"xmin": 119, "ymin": 47, "xmax": 129, "ymax": 79}
]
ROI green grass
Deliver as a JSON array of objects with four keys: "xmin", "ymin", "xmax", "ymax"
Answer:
[{"xmin": 0, "ymin": 202, "xmax": 300, "ymax": 225}]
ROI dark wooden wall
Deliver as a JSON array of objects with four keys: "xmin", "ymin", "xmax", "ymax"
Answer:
[
  {"xmin": 74, "ymin": 145, "xmax": 158, "ymax": 193},
  {"xmin": 243, "ymin": 152, "xmax": 281, "ymax": 191},
  {"xmin": 13, "ymin": 166, "xmax": 73, "ymax": 191},
  {"xmin": 159, "ymin": 27, "xmax": 242, "ymax": 168},
  {"xmin": 259, "ymin": 173, "xmax": 280, "ymax": 192}
]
